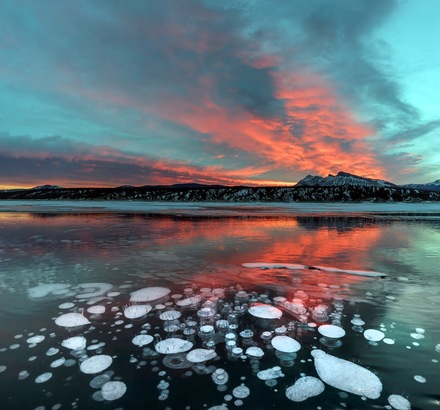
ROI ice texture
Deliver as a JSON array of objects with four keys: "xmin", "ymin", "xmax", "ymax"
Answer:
[{"xmin": 243, "ymin": 262, "xmax": 387, "ymax": 277}]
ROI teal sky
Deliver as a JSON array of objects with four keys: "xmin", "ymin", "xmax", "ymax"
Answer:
[{"xmin": 0, "ymin": 0, "xmax": 439, "ymax": 188}]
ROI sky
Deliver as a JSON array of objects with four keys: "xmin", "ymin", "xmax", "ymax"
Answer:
[{"xmin": 1, "ymin": 0, "xmax": 439, "ymax": 189}]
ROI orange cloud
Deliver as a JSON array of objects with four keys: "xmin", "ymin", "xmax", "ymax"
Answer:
[{"xmin": 153, "ymin": 68, "xmax": 386, "ymax": 182}]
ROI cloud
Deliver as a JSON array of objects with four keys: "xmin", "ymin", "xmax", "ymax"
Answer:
[
  {"xmin": 386, "ymin": 119, "xmax": 440, "ymax": 144},
  {"xmin": 0, "ymin": 133, "xmax": 282, "ymax": 187},
  {"xmin": 0, "ymin": 0, "xmax": 432, "ymax": 185}
]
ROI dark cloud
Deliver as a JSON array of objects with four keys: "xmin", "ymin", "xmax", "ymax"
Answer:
[
  {"xmin": 0, "ymin": 133, "xmax": 276, "ymax": 186},
  {"xmin": 0, "ymin": 0, "xmax": 435, "ymax": 185},
  {"xmin": 0, "ymin": 0, "xmax": 282, "ymax": 119},
  {"xmin": 2, "ymin": 0, "xmax": 408, "ymax": 129}
]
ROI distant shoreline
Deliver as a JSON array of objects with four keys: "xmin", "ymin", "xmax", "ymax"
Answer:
[{"xmin": 2, "ymin": 200, "xmax": 440, "ymax": 220}]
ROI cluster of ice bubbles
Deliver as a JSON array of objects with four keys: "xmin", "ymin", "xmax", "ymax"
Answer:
[{"xmin": 1, "ymin": 268, "xmax": 433, "ymax": 409}]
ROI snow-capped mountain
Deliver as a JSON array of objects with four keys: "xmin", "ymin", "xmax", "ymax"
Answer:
[
  {"xmin": 295, "ymin": 171, "xmax": 396, "ymax": 188},
  {"xmin": 2, "ymin": 171, "xmax": 440, "ymax": 202},
  {"xmin": 402, "ymin": 180, "xmax": 440, "ymax": 192},
  {"xmin": 31, "ymin": 185, "xmax": 64, "ymax": 190}
]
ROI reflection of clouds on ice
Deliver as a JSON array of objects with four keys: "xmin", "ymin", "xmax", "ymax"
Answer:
[{"xmin": 0, "ymin": 209, "xmax": 438, "ymax": 408}]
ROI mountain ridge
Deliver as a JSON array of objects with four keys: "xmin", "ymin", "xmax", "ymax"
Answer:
[
  {"xmin": 8, "ymin": 170, "xmax": 437, "ymax": 191},
  {"xmin": 1, "ymin": 171, "xmax": 440, "ymax": 202},
  {"xmin": 295, "ymin": 171, "xmax": 396, "ymax": 188}
]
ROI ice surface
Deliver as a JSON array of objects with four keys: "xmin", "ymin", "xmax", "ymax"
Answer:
[
  {"xmin": 243, "ymin": 262, "xmax": 387, "ymax": 277},
  {"xmin": 4, "ymin": 200, "xmax": 440, "ymax": 217},
  {"xmin": 285, "ymin": 376, "xmax": 325, "ymax": 402},
  {"xmin": 311, "ymin": 350, "xmax": 382, "ymax": 399},
  {"xmin": 312, "ymin": 265, "xmax": 387, "ymax": 278},
  {"xmin": 242, "ymin": 262, "xmax": 306, "ymax": 270}
]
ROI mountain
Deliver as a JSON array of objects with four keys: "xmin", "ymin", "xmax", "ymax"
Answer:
[
  {"xmin": 402, "ymin": 180, "xmax": 440, "ymax": 192},
  {"xmin": 295, "ymin": 171, "xmax": 396, "ymax": 188},
  {"xmin": 1, "ymin": 182, "xmax": 440, "ymax": 202},
  {"xmin": 1, "ymin": 171, "xmax": 440, "ymax": 202},
  {"xmin": 31, "ymin": 185, "xmax": 64, "ymax": 190}
]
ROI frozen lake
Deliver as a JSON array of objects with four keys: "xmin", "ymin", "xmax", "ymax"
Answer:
[
  {"xmin": 0, "ymin": 202, "xmax": 439, "ymax": 409},
  {"xmin": 2, "ymin": 199, "xmax": 440, "ymax": 217}
]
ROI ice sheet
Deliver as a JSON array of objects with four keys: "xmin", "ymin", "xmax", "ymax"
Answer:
[{"xmin": 2, "ymin": 200, "xmax": 440, "ymax": 218}]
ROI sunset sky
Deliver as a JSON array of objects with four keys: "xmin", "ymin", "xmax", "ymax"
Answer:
[{"xmin": 1, "ymin": 0, "xmax": 439, "ymax": 188}]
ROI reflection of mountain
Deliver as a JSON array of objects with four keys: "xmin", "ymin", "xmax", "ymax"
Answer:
[
  {"xmin": 6, "ymin": 214, "xmax": 384, "ymax": 286},
  {"xmin": 295, "ymin": 216, "xmax": 378, "ymax": 232}
]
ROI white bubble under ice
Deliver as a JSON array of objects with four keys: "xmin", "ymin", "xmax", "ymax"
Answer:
[
  {"xmin": 101, "ymin": 381, "xmax": 127, "ymax": 401},
  {"xmin": 35, "ymin": 372, "xmax": 52, "ymax": 383},
  {"xmin": 414, "ymin": 375, "xmax": 426, "ymax": 383},
  {"xmin": 387, "ymin": 394, "xmax": 411, "ymax": 410},
  {"xmin": 311, "ymin": 350, "xmax": 382, "ymax": 399},
  {"xmin": 285, "ymin": 376, "xmax": 325, "ymax": 402},
  {"xmin": 80, "ymin": 355, "xmax": 113, "ymax": 374},
  {"xmin": 363, "ymin": 329, "xmax": 385, "ymax": 342},
  {"xmin": 232, "ymin": 385, "xmax": 250, "ymax": 399},
  {"xmin": 62, "ymin": 336, "xmax": 87, "ymax": 350},
  {"xmin": 55, "ymin": 312, "xmax": 90, "ymax": 328}
]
